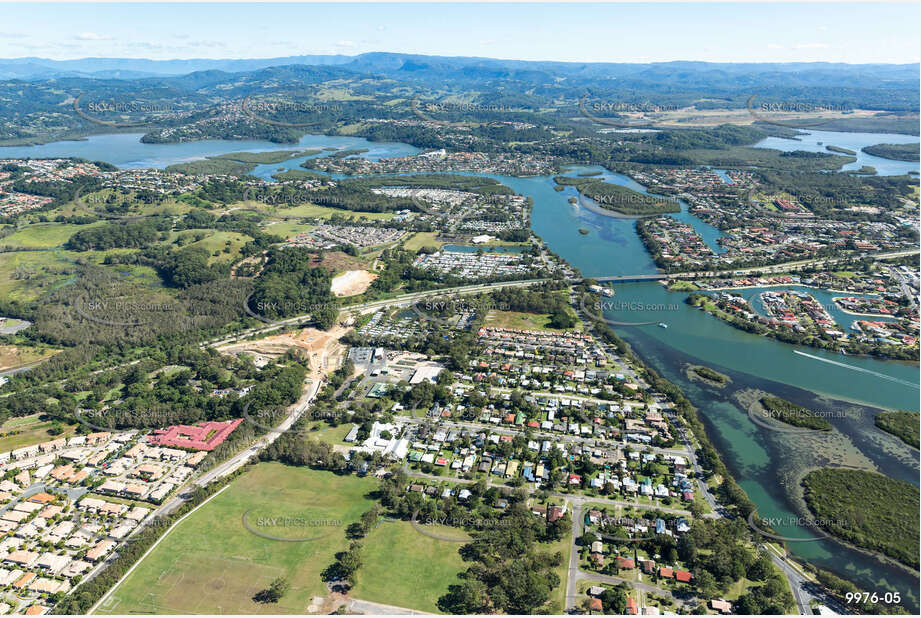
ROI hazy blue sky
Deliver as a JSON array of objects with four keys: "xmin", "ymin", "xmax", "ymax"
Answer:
[{"xmin": 1, "ymin": 2, "xmax": 918, "ymax": 63}]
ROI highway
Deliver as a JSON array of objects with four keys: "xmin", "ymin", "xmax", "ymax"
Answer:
[
  {"xmin": 884, "ymin": 263, "xmax": 919, "ymax": 311},
  {"xmin": 206, "ymin": 278, "xmax": 549, "ymax": 347},
  {"xmin": 68, "ymin": 278, "xmax": 550, "ymax": 605},
  {"xmin": 71, "ymin": 262, "xmax": 868, "ymax": 614}
]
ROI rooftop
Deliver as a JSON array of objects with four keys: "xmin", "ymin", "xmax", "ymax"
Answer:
[{"xmin": 146, "ymin": 418, "xmax": 243, "ymax": 451}]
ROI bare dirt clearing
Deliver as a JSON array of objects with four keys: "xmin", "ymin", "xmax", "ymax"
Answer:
[
  {"xmin": 215, "ymin": 324, "xmax": 348, "ymax": 381},
  {"xmin": 331, "ymin": 269, "xmax": 377, "ymax": 297},
  {"xmin": 0, "ymin": 345, "xmax": 58, "ymax": 372}
]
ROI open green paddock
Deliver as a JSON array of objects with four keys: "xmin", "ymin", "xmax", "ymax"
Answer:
[
  {"xmin": 1, "ymin": 222, "xmax": 106, "ymax": 248},
  {"xmin": 95, "ymin": 462, "xmax": 468, "ymax": 614},
  {"xmin": 95, "ymin": 463, "xmax": 377, "ymax": 615},
  {"xmin": 350, "ymin": 518, "xmax": 466, "ymax": 612}
]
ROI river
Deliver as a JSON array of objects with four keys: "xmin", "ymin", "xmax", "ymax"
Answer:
[
  {"xmin": 569, "ymin": 166, "xmax": 727, "ymax": 253},
  {"xmin": 404, "ymin": 166, "xmax": 920, "ymax": 610},
  {"xmin": 753, "ymin": 129, "xmax": 920, "ymax": 177},
  {"xmin": 7, "ymin": 131, "xmax": 920, "ymax": 609},
  {"xmin": 0, "ymin": 132, "xmax": 418, "ymax": 168},
  {"xmin": 501, "ymin": 171, "xmax": 921, "ymax": 611}
]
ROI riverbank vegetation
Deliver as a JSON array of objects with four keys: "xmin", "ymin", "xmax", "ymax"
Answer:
[
  {"xmin": 811, "ymin": 568, "xmax": 911, "ymax": 615},
  {"xmin": 801, "ymin": 468, "xmax": 919, "ymax": 569},
  {"xmin": 874, "ymin": 410, "xmax": 919, "ymax": 449},
  {"xmin": 825, "ymin": 145, "xmax": 856, "ymax": 155},
  {"xmin": 759, "ymin": 395, "xmax": 832, "ymax": 430},
  {"xmin": 688, "ymin": 364, "xmax": 730, "ymax": 387},
  {"xmin": 861, "ymin": 143, "xmax": 920, "ymax": 162},
  {"xmin": 165, "ymin": 158, "xmax": 258, "ymax": 176},
  {"xmin": 667, "ymin": 280, "xmax": 698, "ymax": 292},
  {"xmin": 553, "ymin": 176, "xmax": 680, "ymax": 215},
  {"xmin": 214, "ymin": 149, "xmax": 321, "ymax": 164}
]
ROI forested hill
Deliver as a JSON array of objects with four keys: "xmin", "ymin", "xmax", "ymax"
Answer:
[
  {"xmin": 3, "ymin": 52, "xmax": 918, "ymax": 86},
  {"xmin": 1, "ymin": 53, "xmax": 917, "ymax": 145}
]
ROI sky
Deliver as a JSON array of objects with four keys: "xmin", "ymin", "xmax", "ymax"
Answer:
[{"xmin": 0, "ymin": 2, "xmax": 918, "ymax": 64}]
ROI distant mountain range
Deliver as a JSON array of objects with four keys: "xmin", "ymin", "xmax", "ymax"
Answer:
[
  {"xmin": 0, "ymin": 55, "xmax": 355, "ymax": 80},
  {"xmin": 0, "ymin": 52, "xmax": 917, "ymax": 85},
  {"xmin": 0, "ymin": 52, "xmax": 916, "ymax": 146}
]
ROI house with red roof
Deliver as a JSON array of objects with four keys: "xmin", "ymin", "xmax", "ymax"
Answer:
[{"xmin": 616, "ymin": 556, "xmax": 635, "ymax": 570}]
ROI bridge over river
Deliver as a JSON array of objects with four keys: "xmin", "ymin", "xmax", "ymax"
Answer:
[
  {"xmin": 592, "ymin": 274, "xmax": 668, "ymax": 283},
  {"xmin": 588, "ymin": 248, "xmax": 921, "ymax": 284}
]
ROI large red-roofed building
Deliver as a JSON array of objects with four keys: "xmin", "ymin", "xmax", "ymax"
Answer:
[{"xmin": 147, "ymin": 419, "xmax": 243, "ymax": 451}]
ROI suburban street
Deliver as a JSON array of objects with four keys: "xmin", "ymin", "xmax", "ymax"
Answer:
[
  {"xmin": 766, "ymin": 544, "xmax": 813, "ymax": 616},
  {"xmin": 666, "ymin": 248, "xmax": 921, "ymax": 280},
  {"xmin": 1, "ymin": 9, "xmax": 915, "ymax": 616},
  {"xmin": 394, "ymin": 414, "xmax": 695, "ymax": 460},
  {"xmin": 68, "ymin": 256, "xmax": 896, "ymax": 614}
]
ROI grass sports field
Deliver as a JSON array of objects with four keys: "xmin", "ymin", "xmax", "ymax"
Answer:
[
  {"xmin": 351, "ymin": 519, "xmax": 466, "ymax": 612},
  {"xmin": 96, "ymin": 462, "xmax": 468, "ymax": 614},
  {"xmin": 263, "ymin": 222, "xmax": 316, "ymax": 239},
  {"xmin": 96, "ymin": 463, "xmax": 378, "ymax": 615}
]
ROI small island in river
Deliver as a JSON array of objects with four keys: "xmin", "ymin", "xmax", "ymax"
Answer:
[
  {"xmin": 861, "ymin": 143, "xmax": 920, "ymax": 162},
  {"xmin": 687, "ymin": 364, "xmax": 731, "ymax": 387}
]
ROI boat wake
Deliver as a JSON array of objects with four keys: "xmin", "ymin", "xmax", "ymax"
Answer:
[{"xmin": 792, "ymin": 350, "xmax": 919, "ymax": 389}]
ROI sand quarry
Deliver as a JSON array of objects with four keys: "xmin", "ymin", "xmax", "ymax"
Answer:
[{"xmin": 331, "ymin": 270, "xmax": 377, "ymax": 297}]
